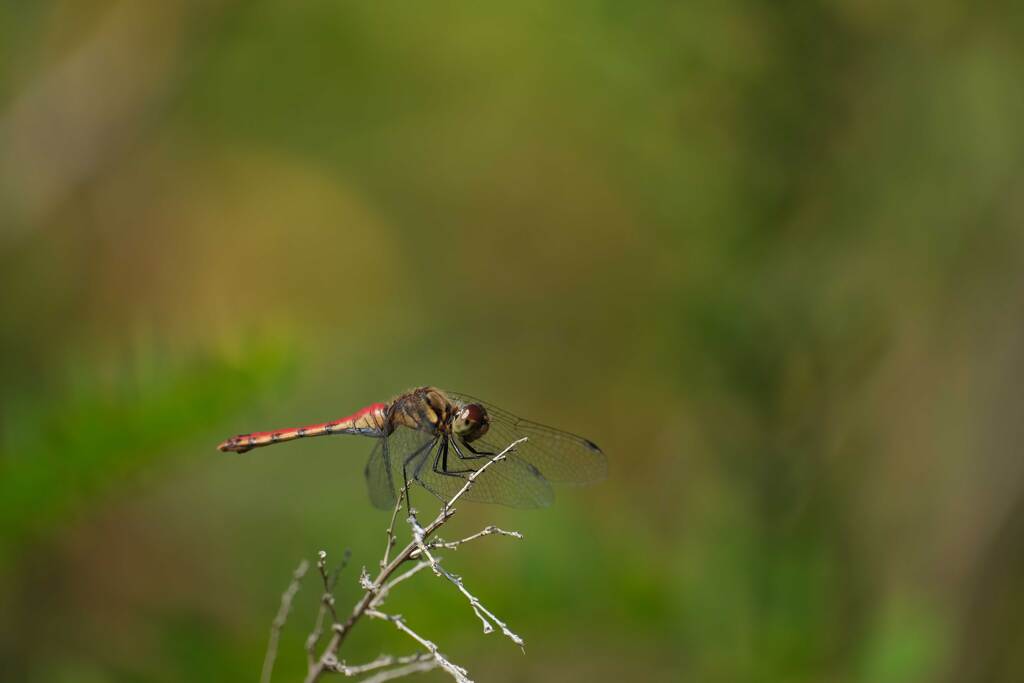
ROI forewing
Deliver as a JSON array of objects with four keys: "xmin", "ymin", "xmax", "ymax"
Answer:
[{"xmin": 445, "ymin": 392, "xmax": 607, "ymax": 484}]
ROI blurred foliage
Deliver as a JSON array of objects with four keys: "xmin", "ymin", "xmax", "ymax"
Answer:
[
  {"xmin": 2, "ymin": 1, "xmax": 1024, "ymax": 682},
  {"xmin": 0, "ymin": 339, "xmax": 296, "ymax": 568}
]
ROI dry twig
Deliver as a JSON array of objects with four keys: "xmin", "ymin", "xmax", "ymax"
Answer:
[
  {"xmin": 305, "ymin": 548, "xmax": 351, "ymax": 667},
  {"xmin": 261, "ymin": 558, "xmax": 309, "ymax": 683},
  {"xmin": 261, "ymin": 437, "xmax": 529, "ymax": 683}
]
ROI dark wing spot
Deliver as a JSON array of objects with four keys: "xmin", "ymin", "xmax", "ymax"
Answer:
[{"xmin": 583, "ymin": 438, "xmax": 602, "ymax": 452}]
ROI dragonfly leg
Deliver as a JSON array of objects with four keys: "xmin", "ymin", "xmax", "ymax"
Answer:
[
  {"xmin": 434, "ymin": 437, "xmax": 474, "ymax": 476},
  {"xmin": 400, "ymin": 457, "xmax": 412, "ymax": 512},
  {"xmin": 413, "ymin": 438, "xmax": 442, "ymax": 480},
  {"xmin": 401, "ymin": 439, "xmax": 436, "ymax": 512},
  {"xmin": 413, "ymin": 444, "xmax": 450, "ymax": 501},
  {"xmin": 456, "ymin": 439, "xmax": 497, "ymax": 460}
]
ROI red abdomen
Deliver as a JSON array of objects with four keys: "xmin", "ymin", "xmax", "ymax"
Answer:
[{"xmin": 218, "ymin": 402, "xmax": 388, "ymax": 453}]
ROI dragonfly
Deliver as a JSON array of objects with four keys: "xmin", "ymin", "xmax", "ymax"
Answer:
[{"xmin": 217, "ymin": 386, "xmax": 606, "ymax": 509}]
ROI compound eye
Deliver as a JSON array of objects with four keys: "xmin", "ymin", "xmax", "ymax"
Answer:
[
  {"xmin": 455, "ymin": 403, "xmax": 490, "ymax": 440},
  {"xmin": 463, "ymin": 404, "xmax": 485, "ymax": 425}
]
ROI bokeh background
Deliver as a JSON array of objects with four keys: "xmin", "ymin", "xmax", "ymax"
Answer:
[{"xmin": 3, "ymin": 2, "xmax": 1024, "ymax": 681}]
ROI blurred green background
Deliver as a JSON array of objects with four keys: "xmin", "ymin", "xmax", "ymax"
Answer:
[{"xmin": 2, "ymin": 1, "xmax": 1024, "ymax": 681}]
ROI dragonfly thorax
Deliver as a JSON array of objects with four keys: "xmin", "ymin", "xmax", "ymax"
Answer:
[{"xmin": 452, "ymin": 402, "xmax": 490, "ymax": 443}]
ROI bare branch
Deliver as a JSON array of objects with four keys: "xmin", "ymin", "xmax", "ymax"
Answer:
[
  {"xmin": 366, "ymin": 610, "xmax": 472, "ymax": 683},
  {"xmin": 370, "ymin": 560, "xmax": 432, "ymax": 609},
  {"xmin": 415, "ymin": 526, "xmax": 523, "ymax": 556},
  {"xmin": 403, "ymin": 444, "xmax": 527, "ymax": 647},
  {"xmin": 299, "ymin": 437, "xmax": 528, "ymax": 683},
  {"xmin": 321, "ymin": 652, "xmax": 433, "ymax": 677},
  {"xmin": 327, "ymin": 547, "xmax": 353, "ymax": 592},
  {"xmin": 429, "ymin": 561, "xmax": 524, "ymax": 649},
  {"xmin": 262, "ymin": 558, "xmax": 309, "ymax": 683},
  {"xmin": 358, "ymin": 659, "xmax": 439, "ymax": 683},
  {"xmin": 305, "ymin": 548, "xmax": 352, "ymax": 667},
  {"xmin": 381, "ymin": 487, "xmax": 407, "ymax": 568},
  {"xmin": 407, "ymin": 511, "xmax": 442, "ymax": 575}
]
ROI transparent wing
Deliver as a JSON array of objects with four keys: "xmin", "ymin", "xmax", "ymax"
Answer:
[
  {"xmin": 363, "ymin": 438, "xmax": 396, "ymax": 510},
  {"xmin": 445, "ymin": 392, "xmax": 607, "ymax": 485},
  {"xmin": 413, "ymin": 437, "xmax": 554, "ymax": 509},
  {"xmin": 370, "ymin": 426, "xmax": 437, "ymax": 510}
]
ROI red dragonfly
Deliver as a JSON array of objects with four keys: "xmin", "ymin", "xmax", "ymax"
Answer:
[{"xmin": 218, "ymin": 386, "xmax": 606, "ymax": 508}]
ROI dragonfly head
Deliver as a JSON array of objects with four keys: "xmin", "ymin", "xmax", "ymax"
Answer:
[{"xmin": 452, "ymin": 403, "xmax": 490, "ymax": 442}]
